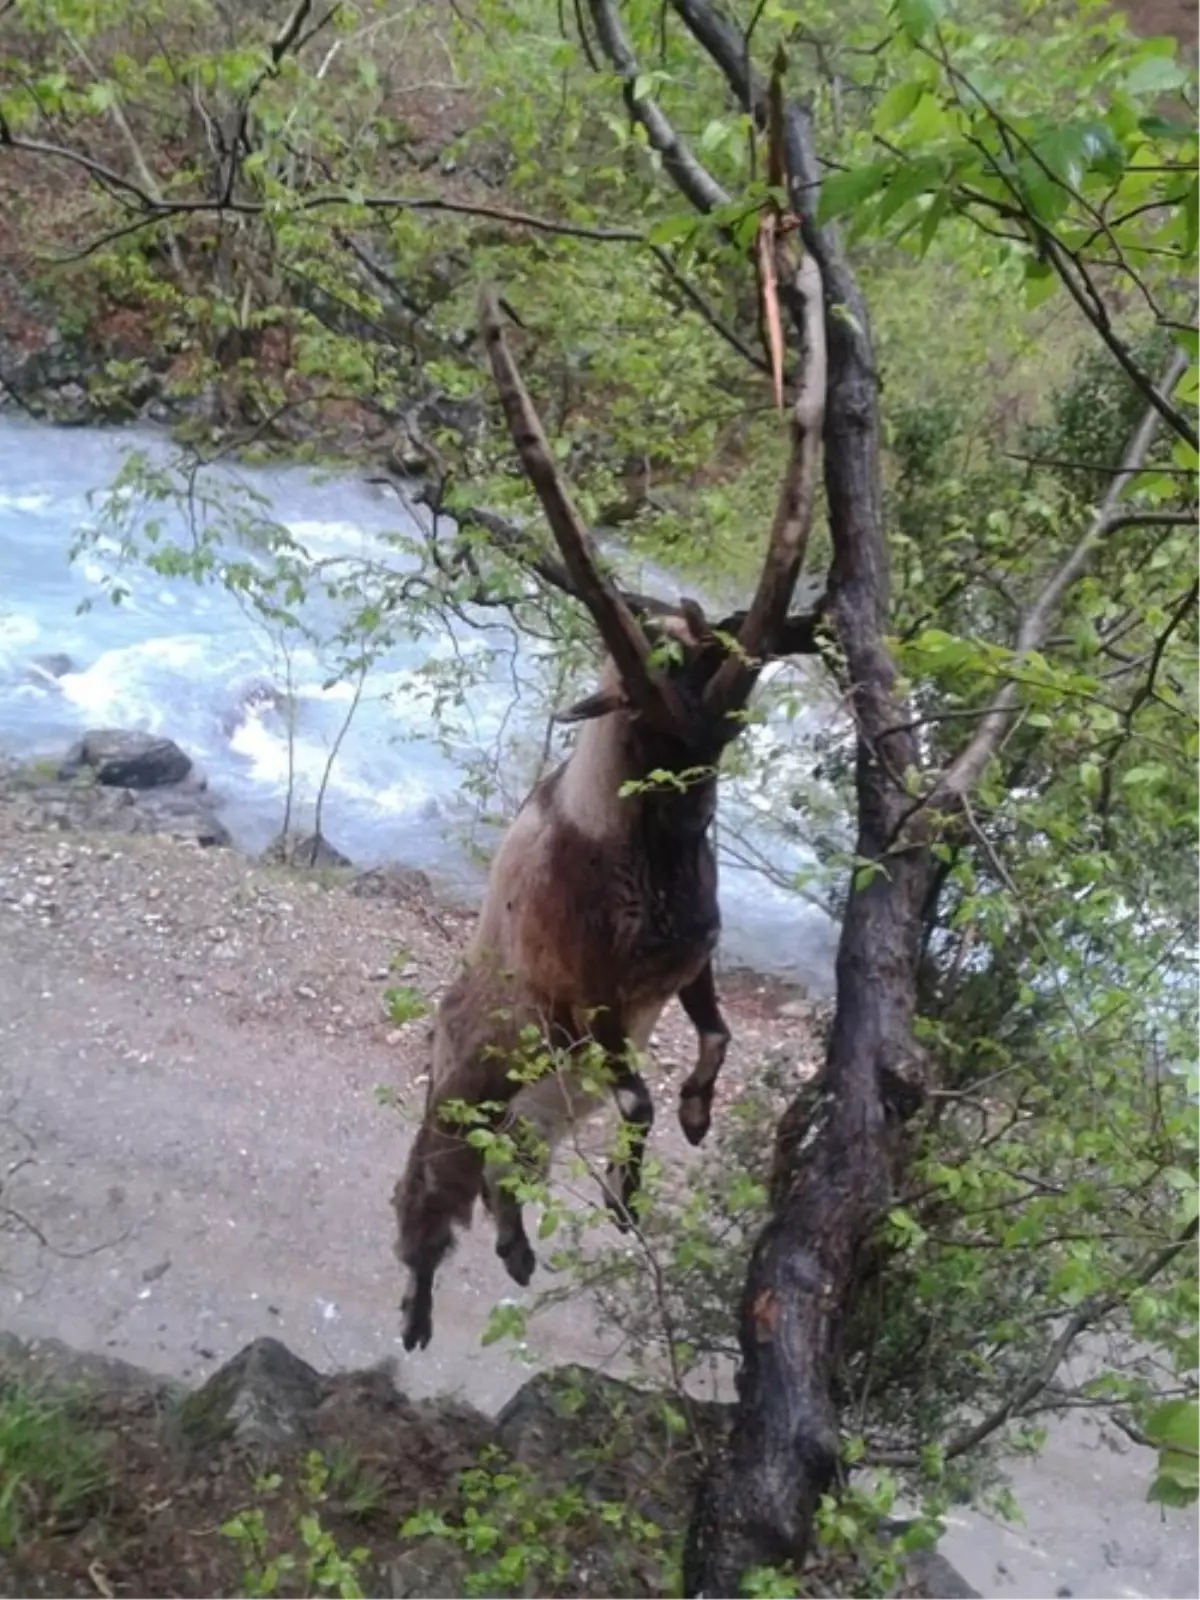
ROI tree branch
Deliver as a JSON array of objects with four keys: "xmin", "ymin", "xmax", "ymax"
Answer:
[
  {"xmin": 930, "ymin": 346, "xmax": 1190, "ymax": 807},
  {"xmin": 586, "ymin": 0, "xmax": 730, "ymax": 215},
  {"xmin": 705, "ymin": 248, "xmax": 827, "ymax": 718},
  {"xmin": 867, "ymin": 1218, "xmax": 1199, "ymax": 1468},
  {"xmin": 662, "ymin": 5, "xmax": 929, "ymax": 1592},
  {"xmin": 0, "ymin": 123, "xmax": 648, "ymax": 244}
]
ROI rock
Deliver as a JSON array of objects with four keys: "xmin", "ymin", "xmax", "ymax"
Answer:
[
  {"xmin": 175, "ymin": 1337, "xmax": 325, "ymax": 1452},
  {"xmin": 918, "ymin": 1554, "xmax": 981, "ymax": 1600},
  {"xmin": 132, "ymin": 787, "xmax": 231, "ymax": 848},
  {"xmin": 879, "ymin": 1521, "xmax": 982, "ymax": 1599},
  {"xmin": 0, "ymin": 1561, "xmax": 95, "ymax": 1600},
  {"xmin": 348, "ymin": 864, "xmax": 433, "ymax": 903},
  {"xmin": 497, "ymin": 1365, "xmax": 725, "ymax": 1526},
  {"xmin": 59, "ymin": 729, "xmax": 193, "ymax": 789},
  {"xmin": 388, "ymin": 1543, "xmax": 471, "ymax": 1598},
  {"xmin": 0, "ymin": 1332, "xmax": 182, "ymax": 1406},
  {"xmin": 4, "ymin": 759, "xmax": 231, "ymax": 849},
  {"xmin": 0, "ymin": 1331, "xmax": 987, "ymax": 1600},
  {"xmin": 386, "ymin": 435, "xmax": 434, "ymax": 478},
  {"xmin": 27, "ymin": 652, "xmax": 74, "ymax": 681},
  {"xmin": 264, "ymin": 830, "xmax": 353, "ymax": 870}
]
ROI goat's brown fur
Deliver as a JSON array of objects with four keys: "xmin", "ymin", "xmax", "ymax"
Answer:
[{"xmin": 394, "ymin": 618, "xmax": 734, "ymax": 1350}]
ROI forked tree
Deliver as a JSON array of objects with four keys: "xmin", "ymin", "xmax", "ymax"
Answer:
[{"xmin": 394, "ymin": 261, "xmax": 828, "ymax": 1352}]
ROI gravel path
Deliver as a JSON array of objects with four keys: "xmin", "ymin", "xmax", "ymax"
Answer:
[
  {"xmin": 0, "ymin": 804, "xmax": 1194, "ymax": 1598},
  {"xmin": 0, "ymin": 811, "xmax": 801, "ymax": 1410}
]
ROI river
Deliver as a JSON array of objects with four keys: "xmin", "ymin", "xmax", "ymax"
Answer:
[{"xmin": 0, "ymin": 414, "xmax": 839, "ymax": 986}]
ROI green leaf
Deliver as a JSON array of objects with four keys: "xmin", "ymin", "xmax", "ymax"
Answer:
[
  {"xmin": 646, "ymin": 212, "xmax": 699, "ymax": 246},
  {"xmin": 817, "ymin": 163, "xmax": 892, "ymax": 224},
  {"xmin": 917, "ymin": 190, "xmax": 951, "ymax": 257},
  {"xmin": 1182, "ymin": 178, "xmax": 1199, "ymax": 258},
  {"xmin": 874, "ymin": 80, "xmax": 924, "ymax": 133},
  {"xmin": 1024, "ymin": 257, "xmax": 1058, "ymax": 310},
  {"xmin": 1145, "ymin": 1400, "xmax": 1200, "ymax": 1453},
  {"xmin": 893, "ymin": 0, "xmax": 947, "ymax": 42},
  {"xmin": 877, "ymin": 158, "xmax": 944, "ymax": 225},
  {"xmin": 1121, "ymin": 54, "xmax": 1189, "ymax": 96}
]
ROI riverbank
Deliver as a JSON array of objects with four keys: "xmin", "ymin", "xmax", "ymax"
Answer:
[
  {"xmin": 0, "ymin": 763, "xmax": 822, "ymax": 1390},
  {"xmin": 1, "ymin": 789, "xmax": 1196, "ymax": 1599}
]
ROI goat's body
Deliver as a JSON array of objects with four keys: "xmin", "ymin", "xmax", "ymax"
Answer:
[{"xmin": 394, "ymin": 697, "xmax": 730, "ymax": 1349}]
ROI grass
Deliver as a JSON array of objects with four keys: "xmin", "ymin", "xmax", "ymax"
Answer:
[{"xmin": 0, "ymin": 1384, "xmax": 109, "ymax": 1549}]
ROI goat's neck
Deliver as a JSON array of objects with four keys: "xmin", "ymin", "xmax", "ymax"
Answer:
[{"xmin": 556, "ymin": 714, "xmax": 642, "ymax": 841}]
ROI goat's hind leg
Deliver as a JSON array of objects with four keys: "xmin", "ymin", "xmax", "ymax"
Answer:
[
  {"xmin": 393, "ymin": 1119, "xmax": 482, "ymax": 1351},
  {"xmin": 676, "ymin": 962, "xmax": 732, "ymax": 1147}
]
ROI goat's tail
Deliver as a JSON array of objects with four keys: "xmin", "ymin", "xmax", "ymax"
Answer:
[{"xmin": 392, "ymin": 1111, "xmax": 484, "ymax": 1277}]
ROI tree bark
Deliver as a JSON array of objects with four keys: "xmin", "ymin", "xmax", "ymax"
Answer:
[{"xmin": 666, "ymin": 5, "xmax": 931, "ymax": 1591}]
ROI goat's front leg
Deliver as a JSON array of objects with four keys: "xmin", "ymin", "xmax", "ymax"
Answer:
[
  {"xmin": 484, "ymin": 1065, "xmax": 606, "ymax": 1286},
  {"xmin": 483, "ymin": 1110, "xmax": 542, "ymax": 1288},
  {"xmin": 676, "ymin": 962, "xmax": 732, "ymax": 1147},
  {"xmin": 603, "ymin": 1063, "xmax": 655, "ymax": 1234}
]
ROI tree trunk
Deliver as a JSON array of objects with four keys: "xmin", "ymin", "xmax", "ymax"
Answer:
[{"xmin": 668, "ymin": 6, "xmax": 931, "ymax": 1590}]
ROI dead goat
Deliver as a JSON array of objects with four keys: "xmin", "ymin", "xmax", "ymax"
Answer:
[{"xmin": 394, "ymin": 273, "xmax": 827, "ymax": 1351}]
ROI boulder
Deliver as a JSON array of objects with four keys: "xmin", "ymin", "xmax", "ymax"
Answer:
[
  {"xmin": 175, "ymin": 1337, "xmax": 325, "ymax": 1452},
  {"xmin": 132, "ymin": 787, "xmax": 231, "ymax": 848},
  {"xmin": 26, "ymin": 652, "xmax": 74, "ymax": 681},
  {"xmin": 496, "ymin": 1364, "xmax": 724, "ymax": 1526},
  {"xmin": 59, "ymin": 729, "xmax": 193, "ymax": 789},
  {"xmin": 265, "ymin": 829, "xmax": 353, "ymax": 869},
  {"xmin": 0, "ymin": 1328, "xmax": 984, "ymax": 1600},
  {"xmin": 5, "ymin": 755, "xmax": 231, "ymax": 848},
  {"xmin": 348, "ymin": 864, "xmax": 434, "ymax": 904}
]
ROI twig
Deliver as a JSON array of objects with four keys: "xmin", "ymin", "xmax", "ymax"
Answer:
[{"xmin": 927, "ymin": 346, "xmax": 1190, "ymax": 809}]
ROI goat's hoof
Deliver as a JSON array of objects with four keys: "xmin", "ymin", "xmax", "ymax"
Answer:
[
  {"xmin": 498, "ymin": 1233, "xmax": 536, "ymax": 1287},
  {"xmin": 400, "ymin": 1297, "xmax": 433, "ymax": 1352},
  {"xmin": 678, "ymin": 1089, "xmax": 711, "ymax": 1148},
  {"xmin": 604, "ymin": 1190, "xmax": 637, "ymax": 1235}
]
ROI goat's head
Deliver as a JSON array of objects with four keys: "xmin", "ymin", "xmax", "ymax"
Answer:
[
  {"xmin": 549, "ymin": 600, "xmax": 736, "ymax": 834},
  {"xmin": 557, "ymin": 599, "xmax": 745, "ymax": 767}
]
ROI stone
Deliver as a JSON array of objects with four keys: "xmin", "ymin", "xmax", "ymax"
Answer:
[
  {"xmin": 27, "ymin": 652, "xmax": 74, "ymax": 681},
  {"xmin": 265, "ymin": 830, "xmax": 353, "ymax": 870},
  {"xmin": 7, "ymin": 766, "xmax": 231, "ymax": 850},
  {"xmin": 59, "ymin": 729, "xmax": 193, "ymax": 789},
  {"xmin": 348, "ymin": 864, "xmax": 433, "ymax": 904},
  {"xmin": 175, "ymin": 1337, "xmax": 325, "ymax": 1452},
  {"xmin": 879, "ymin": 1521, "xmax": 982, "ymax": 1599},
  {"xmin": 0, "ymin": 1561, "xmax": 96, "ymax": 1600},
  {"xmin": 387, "ymin": 1544, "xmax": 470, "ymax": 1599},
  {"xmin": 496, "ymin": 1365, "xmax": 726, "ymax": 1526},
  {"xmin": 0, "ymin": 1332, "xmax": 182, "ymax": 1405},
  {"xmin": 132, "ymin": 787, "xmax": 231, "ymax": 848}
]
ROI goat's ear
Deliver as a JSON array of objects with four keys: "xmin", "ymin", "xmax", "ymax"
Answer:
[{"xmin": 555, "ymin": 688, "xmax": 629, "ymax": 724}]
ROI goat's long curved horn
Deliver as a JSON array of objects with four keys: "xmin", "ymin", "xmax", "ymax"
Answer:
[
  {"xmin": 478, "ymin": 284, "xmax": 686, "ymax": 734},
  {"xmin": 704, "ymin": 248, "xmax": 827, "ymax": 719}
]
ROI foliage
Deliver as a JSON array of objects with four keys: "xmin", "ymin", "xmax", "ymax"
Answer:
[
  {"xmin": 1, "ymin": 0, "xmax": 1197, "ymax": 1584},
  {"xmin": 400, "ymin": 1453, "xmax": 675, "ymax": 1597},
  {"xmin": 221, "ymin": 1454, "xmax": 370, "ymax": 1599},
  {"xmin": 0, "ymin": 1385, "xmax": 108, "ymax": 1550},
  {"xmin": 382, "ymin": 983, "xmax": 428, "ymax": 1025}
]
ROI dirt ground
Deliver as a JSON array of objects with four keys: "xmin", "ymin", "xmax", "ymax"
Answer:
[
  {"xmin": 0, "ymin": 797, "xmax": 814, "ymax": 1408},
  {"xmin": 0, "ymin": 796, "xmax": 1196, "ymax": 1599}
]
